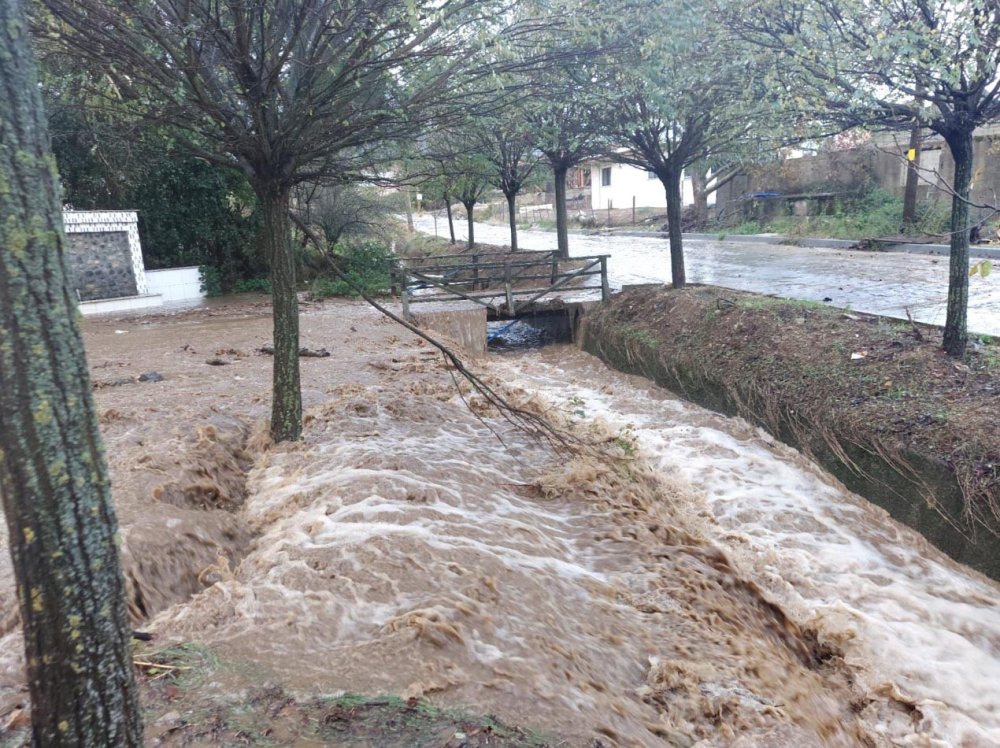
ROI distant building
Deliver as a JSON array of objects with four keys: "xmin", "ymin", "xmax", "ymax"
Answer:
[{"xmin": 581, "ymin": 160, "xmax": 703, "ymax": 211}]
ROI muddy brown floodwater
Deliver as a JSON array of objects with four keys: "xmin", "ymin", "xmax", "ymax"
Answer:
[{"xmin": 2, "ymin": 296, "xmax": 999, "ymax": 746}]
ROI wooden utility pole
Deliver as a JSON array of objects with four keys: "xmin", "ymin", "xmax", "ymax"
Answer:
[{"xmin": 902, "ymin": 124, "xmax": 923, "ymax": 229}]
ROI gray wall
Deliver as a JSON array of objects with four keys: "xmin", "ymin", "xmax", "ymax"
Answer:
[
  {"xmin": 716, "ymin": 133, "xmax": 1000, "ymax": 224},
  {"xmin": 65, "ymin": 231, "xmax": 139, "ymax": 301}
]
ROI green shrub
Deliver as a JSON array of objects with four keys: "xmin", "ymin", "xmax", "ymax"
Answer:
[
  {"xmin": 310, "ymin": 240, "xmax": 393, "ymax": 298},
  {"xmin": 199, "ymin": 265, "xmax": 223, "ymax": 297},
  {"xmin": 232, "ymin": 277, "xmax": 272, "ymax": 294},
  {"xmin": 724, "ymin": 189, "xmax": 952, "ymax": 240}
]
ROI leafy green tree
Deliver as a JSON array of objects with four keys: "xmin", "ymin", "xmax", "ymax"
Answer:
[
  {"xmin": 599, "ymin": 1, "xmax": 779, "ymax": 288},
  {"xmin": 517, "ymin": 1, "xmax": 615, "ymax": 260},
  {"xmin": 41, "ymin": 0, "xmax": 535, "ymax": 441},
  {"xmin": 0, "ymin": 0, "xmax": 141, "ymax": 742},
  {"xmin": 451, "ymin": 149, "xmax": 495, "ymax": 249},
  {"xmin": 528, "ymin": 91, "xmax": 609, "ymax": 259},
  {"xmin": 735, "ymin": 0, "xmax": 1000, "ymax": 356},
  {"xmin": 40, "ymin": 61, "xmax": 263, "ymax": 287},
  {"xmin": 423, "ymin": 170, "xmax": 460, "ymax": 244}
]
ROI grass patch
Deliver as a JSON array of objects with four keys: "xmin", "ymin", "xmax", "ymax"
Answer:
[
  {"xmin": 734, "ymin": 295, "xmax": 830, "ymax": 314},
  {"xmin": 316, "ymin": 694, "xmax": 552, "ymax": 747},
  {"xmin": 723, "ymin": 189, "xmax": 952, "ymax": 240},
  {"xmin": 142, "ymin": 680, "xmax": 553, "ymax": 747},
  {"xmin": 621, "ymin": 326, "xmax": 660, "ymax": 348}
]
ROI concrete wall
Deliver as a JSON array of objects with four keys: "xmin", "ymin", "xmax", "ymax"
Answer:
[
  {"xmin": 412, "ymin": 306, "xmax": 487, "ymax": 355},
  {"xmin": 717, "ymin": 133, "xmax": 1000, "ymax": 225},
  {"xmin": 146, "ymin": 266, "xmax": 205, "ymax": 302}
]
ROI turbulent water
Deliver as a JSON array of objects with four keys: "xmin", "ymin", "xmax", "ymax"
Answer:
[
  {"xmin": 500, "ymin": 346, "xmax": 1000, "ymax": 747},
  {"xmin": 1, "ymin": 301, "xmax": 999, "ymax": 746},
  {"xmin": 149, "ymin": 338, "xmax": 1000, "ymax": 745}
]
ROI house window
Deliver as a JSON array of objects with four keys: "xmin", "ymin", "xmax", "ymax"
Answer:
[{"xmin": 601, "ymin": 167, "xmax": 612, "ymax": 186}]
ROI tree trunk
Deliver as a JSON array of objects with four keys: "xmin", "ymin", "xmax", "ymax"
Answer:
[
  {"xmin": 691, "ymin": 169, "xmax": 709, "ymax": 226},
  {"xmin": 663, "ymin": 170, "xmax": 687, "ymax": 288},
  {"xmin": 506, "ymin": 191, "xmax": 518, "ymax": 251},
  {"xmin": 444, "ymin": 195, "xmax": 456, "ymax": 244},
  {"xmin": 0, "ymin": 4, "xmax": 142, "ymax": 744},
  {"xmin": 942, "ymin": 129, "xmax": 973, "ymax": 358},
  {"xmin": 902, "ymin": 125, "xmax": 923, "ymax": 229},
  {"xmin": 463, "ymin": 200, "xmax": 476, "ymax": 249},
  {"xmin": 404, "ymin": 188, "xmax": 414, "ymax": 233},
  {"xmin": 553, "ymin": 163, "xmax": 570, "ymax": 260},
  {"xmin": 257, "ymin": 186, "xmax": 302, "ymax": 440}
]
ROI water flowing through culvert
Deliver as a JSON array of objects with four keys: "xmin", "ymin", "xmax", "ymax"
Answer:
[{"xmin": 488, "ymin": 319, "xmax": 554, "ymax": 349}]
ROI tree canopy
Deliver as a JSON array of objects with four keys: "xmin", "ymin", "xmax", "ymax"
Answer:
[
  {"xmin": 40, "ymin": 0, "xmax": 558, "ymax": 440},
  {"xmin": 735, "ymin": 0, "xmax": 1000, "ymax": 355}
]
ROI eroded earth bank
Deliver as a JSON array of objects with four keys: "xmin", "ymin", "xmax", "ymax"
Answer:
[{"xmin": 1, "ymin": 297, "xmax": 999, "ymax": 746}]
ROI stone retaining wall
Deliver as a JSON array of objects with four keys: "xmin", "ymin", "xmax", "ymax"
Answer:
[{"xmin": 63, "ymin": 211, "xmax": 148, "ymax": 301}]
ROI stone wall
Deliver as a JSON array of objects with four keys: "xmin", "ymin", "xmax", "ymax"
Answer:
[
  {"xmin": 716, "ymin": 132, "xmax": 1000, "ymax": 225},
  {"xmin": 65, "ymin": 231, "xmax": 138, "ymax": 301},
  {"xmin": 62, "ymin": 210, "xmax": 149, "ymax": 302}
]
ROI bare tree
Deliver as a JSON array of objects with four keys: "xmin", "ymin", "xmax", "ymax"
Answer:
[
  {"xmin": 40, "ymin": 0, "xmax": 533, "ymax": 440},
  {"xmin": 0, "ymin": 0, "xmax": 141, "ymax": 742},
  {"xmin": 476, "ymin": 116, "xmax": 541, "ymax": 251}
]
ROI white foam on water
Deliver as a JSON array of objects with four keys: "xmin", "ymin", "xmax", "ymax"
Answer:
[
  {"xmin": 502, "ymin": 351, "xmax": 1000, "ymax": 746},
  {"xmin": 149, "ymin": 377, "xmax": 875, "ymax": 745}
]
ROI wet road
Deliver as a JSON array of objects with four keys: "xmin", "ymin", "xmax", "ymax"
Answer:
[{"xmin": 414, "ymin": 214, "xmax": 1000, "ymax": 336}]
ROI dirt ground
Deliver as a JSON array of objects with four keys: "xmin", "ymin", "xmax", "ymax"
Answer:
[
  {"xmin": 3, "ymin": 295, "xmax": 516, "ymax": 746},
  {"xmin": 5, "ymin": 283, "xmax": 1000, "ymax": 746}
]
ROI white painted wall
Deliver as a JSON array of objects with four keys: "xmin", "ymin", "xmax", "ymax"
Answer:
[
  {"xmin": 145, "ymin": 266, "xmax": 205, "ymax": 302},
  {"xmin": 588, "ymin": 162, "xmax": 699, "ymax": 211}
]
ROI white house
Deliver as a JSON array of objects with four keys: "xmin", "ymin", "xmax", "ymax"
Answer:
[{"xmin": 585, "ymin": 161, "xmax": 708, "ymax": 211}]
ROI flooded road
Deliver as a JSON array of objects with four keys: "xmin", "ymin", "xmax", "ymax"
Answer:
[
  {"xmin": 413, "ymin": 214, "xmax": 1000, "ymax": 336},
  {"xmin": 1, "ymin": 298, "xmax": 998, "ymax": 745}
]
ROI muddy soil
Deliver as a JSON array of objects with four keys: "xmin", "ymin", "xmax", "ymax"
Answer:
[{"xmin": 0, "ymin": 295, "xmax": 865, "ymax": 746}]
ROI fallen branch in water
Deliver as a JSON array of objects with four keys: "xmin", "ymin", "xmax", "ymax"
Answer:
[
  {"xmin": 289, "ymin": 211, "xmax": 579, "ymax": 453},
  {"xmin": 258, "ymin": 344, "xmax": 331, "ymax": 358}
]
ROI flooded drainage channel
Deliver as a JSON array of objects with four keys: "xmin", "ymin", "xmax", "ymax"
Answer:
[
  {"xmin": 499, "ymin": 345, "xmax": 1000, "ymax": 745},
  {"xmin": 3, "ymin": 300, "xmax": 996, "ymax": 745},
  {"xmin": 141, "ymin": 338, "xmax": 1000, "ymax": 746}
]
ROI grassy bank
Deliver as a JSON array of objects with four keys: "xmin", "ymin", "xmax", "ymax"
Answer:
[{"xmin": 722, "ymin": 189, "xmax": 952, "ymax": 240}]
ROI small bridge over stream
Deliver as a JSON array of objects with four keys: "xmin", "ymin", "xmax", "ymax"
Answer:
[{"xmin": 392, "ymin": 250, "xmax": 610, "ymax": 322}]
